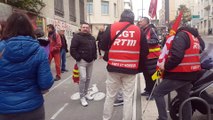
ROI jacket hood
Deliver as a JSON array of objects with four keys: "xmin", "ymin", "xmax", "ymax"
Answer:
[
  {"xmin": 2, "ymin": 36, "xmax": 40, "ymax": 62},
  {"xmin": 177, "ymin": 27, "xmax": 199, "ymax": 37}
]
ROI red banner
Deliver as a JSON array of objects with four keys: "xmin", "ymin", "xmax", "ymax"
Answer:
[{"xmin": 148, "ymin": 0, "xmax": 158, "ymax": 18}]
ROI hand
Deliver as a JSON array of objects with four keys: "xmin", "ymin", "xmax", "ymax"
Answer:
[{"xmin": 41, "ymin": 90, "xmax": 49, "ymax": 94}]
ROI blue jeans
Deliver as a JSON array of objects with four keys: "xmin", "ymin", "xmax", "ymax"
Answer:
[
  {"xmin": 153, "ymin": 79, "xmax": 193, "ymax": 120},
  {"xmin": 60, "ymin": 48, "xmax": 66, "ymax": 71}
]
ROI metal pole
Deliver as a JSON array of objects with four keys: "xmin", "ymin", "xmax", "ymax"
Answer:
[
  {"xmin": 179, "ymin": 97, "xmax": 211, "ymax": 120},
  {"xmin": 142, "ymin": 0, "xmax": 143, "ymax": 17}
]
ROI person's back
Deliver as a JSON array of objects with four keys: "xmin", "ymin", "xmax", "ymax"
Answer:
[
  {"xmin": 101, "ymin": 9, "xmax": 148, "ymax": 120},
  {"xmin": 0, "ymin": 12, "xmax": 53, "ymax": 120}
]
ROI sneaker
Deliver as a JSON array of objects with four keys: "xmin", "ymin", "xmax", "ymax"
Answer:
[
  {"xmin": 113, "ymin": 99, "xmax": 124, "ymax": 107},
  {"xmin": 85, "ymin": 93, "xmax": 94, "ymax": 100},
  {"xmin": 54, "ymin": 75, "xmax": 61, "ymax": 81},
  {"xmin": 141, "ymin": 91, "xmax": 150, "ymax": 96},
  {"xmin": 80, "ymin": 97, "xmax": 88, "ymax": 107}
]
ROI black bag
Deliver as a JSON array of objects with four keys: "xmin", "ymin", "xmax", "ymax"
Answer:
[{"xmin": 103, "ymin": 23, "xmax": 132, "ymax": 61}]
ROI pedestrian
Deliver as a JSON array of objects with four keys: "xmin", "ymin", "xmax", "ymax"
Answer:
[
  {"xmin": 47, "ymin": 24, "xmax": 62, "ymax": 81},
  {"xmin": 58, "ymin": 29, "xmax": 69, "ymax": 73},
  {"xmin": 34, "ymin": 29, "xmax": 50, "ymax": 57},
  {"xmin": 153, "ymin": 26, "xmax": 205, "ymax": 120},
  {"xmin": 138, "ymin": 17, "xmax": 161, "ymax": 100},
  {"xmin": 70, "ymin": 22, "xmax": 97, "ymax": 107},
  {"xmin": 0, "ymin": 12, "xmax": 54, "ymax": 120},
  {"xmin": 96, "ymin": 26, "xmax": 105, "ymax": 58},
  {"xmin": 100, "ymin": 9, "xmax": 148, "ymax": 120}
]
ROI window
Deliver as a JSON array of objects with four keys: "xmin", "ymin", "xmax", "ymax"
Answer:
[
  {"xmin": 79, "ymin": 0, "xmax": 85, "ymax": 23},
  {"xmin": 69, "ymin": 0, "xmax": 76, "ymax": 22},
  {"xmin": 54, "ymin": 0, "xmax": 64, "ymax": 17},
  {"xmin": 87, "ymin": 0, "xmax": 93, "ymax": 15},
  {"xmin": 114, "ymin": 3, "xmax": 117, "ymax": 17},
  {"xmin": 101, "ymin": 1, "xmax": 109, "ymax": 15}
]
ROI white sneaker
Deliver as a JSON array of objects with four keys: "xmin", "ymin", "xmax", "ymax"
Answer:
[
  {"xmin": 85, "ymin": 93, "xmax": 94, "ymax": 100},
  {"xmin": 80, "ymin": 97, "xmax": 88, "ymax": 107}
]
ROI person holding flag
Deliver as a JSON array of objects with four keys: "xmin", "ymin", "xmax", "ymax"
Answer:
[{"xmin": 153, "ymin": 11, "xmax": 205, "ymax": 120}]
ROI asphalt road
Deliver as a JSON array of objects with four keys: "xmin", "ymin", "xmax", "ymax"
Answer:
[{"xmin": 43, "ymin": 35, "xmax": 213, "ymax": 120}]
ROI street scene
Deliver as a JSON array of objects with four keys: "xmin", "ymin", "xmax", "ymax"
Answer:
[{"xmin": 0, "ymin": 0, "xmax": 213, "ymax": 120}]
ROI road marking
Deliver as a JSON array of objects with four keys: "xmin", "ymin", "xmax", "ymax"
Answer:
[
  {"xmin": 44, "ymin": 75, "xmax": 72, "ymax": 97},
  {"xmin": 132, "ymin": 74, "xmax": 138, "ymax": 120},
  {"xmin": 50, "ymin": 103, "xmax": 69, "ymax": 119}
]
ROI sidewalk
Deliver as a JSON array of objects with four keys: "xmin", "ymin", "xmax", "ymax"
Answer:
[{"xmin": 139, "ymin": 73, "xmax": 158, "ymax": 120}]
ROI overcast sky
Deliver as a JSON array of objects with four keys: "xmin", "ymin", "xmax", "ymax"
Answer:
[{"xmin": 132, "ymin": 0, "xmax": 162, "ymax": 20}]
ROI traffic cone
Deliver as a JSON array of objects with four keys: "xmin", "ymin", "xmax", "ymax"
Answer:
[{"xmin": 72, "ymin": 64, "xmax": 79, "ymax": 84}]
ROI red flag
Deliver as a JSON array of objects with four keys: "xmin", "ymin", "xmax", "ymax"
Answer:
[
  {"xmin": 152, "ymin": 11, "xmax": 183, "ymax": 81},
  {"xmin": 168, "ymin": 11, "xmax": 183, "ymax": 37},
  {"xmin": 148, "ymin": 0, "xmax": 158, "ymax": 18}
]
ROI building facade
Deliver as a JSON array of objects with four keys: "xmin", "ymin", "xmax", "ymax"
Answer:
[
  {"xmin": 196, "ymin": 0, "xmax": 213, "ymax": 35},
  {"xmin": 0, "ymin": 0, "xmax": 86, "ymax": 47},
  {"xmin": 86, "ymin": 0, "xmax": 125, "ymax": 37}
]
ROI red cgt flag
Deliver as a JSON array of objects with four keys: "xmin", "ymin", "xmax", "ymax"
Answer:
[{"xmin": 148, "ymin": 0, "xmax": 158, "ymax": 18}]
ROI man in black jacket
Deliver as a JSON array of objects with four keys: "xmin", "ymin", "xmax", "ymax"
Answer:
[
  {"xmin": 70, "ymin": 22, "xmax": 97, "ymax": 107},
  {"xmin": 100, "ymin": 9, "xmax": 148, "ymax": 120},
  {"xmin": 153, "ymin": 26, "xmax": 205, "ymax": 120},
  {"xmin": 138, "ymin": 17, "xmax": 161, "ymax": 100}
]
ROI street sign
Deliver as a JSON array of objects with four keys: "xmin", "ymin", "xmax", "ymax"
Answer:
[{"xmin": 192, "ymin": 15, "xmax": 200, "ymax": 19}]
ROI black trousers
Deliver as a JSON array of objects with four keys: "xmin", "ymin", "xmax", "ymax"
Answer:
[
  {"xmin": 0, "ymin": 105, "xmax": 45, "ymax": 120},
  {"xmin": 143, "ymin": 58, "xmax": 158, "ymax": 93}
]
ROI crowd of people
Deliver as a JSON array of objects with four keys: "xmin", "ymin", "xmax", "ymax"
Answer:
[{"xmin": 0, "ymin": 8, "xmax": 207, "ymax": 120}]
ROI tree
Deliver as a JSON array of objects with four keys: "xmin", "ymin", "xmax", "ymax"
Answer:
[
  {"xmin": 2, "ymin": 0, "xmax": 46, "ymax": 14},
  {"xmin": 178, "ymin": 5, "xmax": 191, "ymax": 24}
]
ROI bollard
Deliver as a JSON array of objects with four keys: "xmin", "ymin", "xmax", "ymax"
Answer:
[{"xmin": 179, "ymin": 97, "xmax": 211, "ymax": 120}]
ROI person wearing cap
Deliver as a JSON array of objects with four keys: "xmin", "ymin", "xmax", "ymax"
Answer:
[
  {"xmin": 58, "ymin": 29, "xmax": 69, "ymax": 73},
  {"xmin": 100, "ymin": 9, "xmax": 148, "ymax": 120}
]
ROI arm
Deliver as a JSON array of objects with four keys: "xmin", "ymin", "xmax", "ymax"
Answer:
[
  {"xmin": 70, "ymin": 35, "xmax": 81, "ymax": 61},
  {"xmin": 100, "ymin": 26, "xmax": 111, "ymax": 51},
  {"xmin": 37, "ymin": 49, "xmax": 54, "ymax": 90},
  {"xmin": 64, "ymin": 35, "xmax": 69, "ymax": 52},
  {"xmin": 165, "ymin": 32, "xmax": 189, "ymax": 70}
]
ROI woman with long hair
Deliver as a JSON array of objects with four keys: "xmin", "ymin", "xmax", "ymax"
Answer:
[{"xmin": 0, "ymin": 12, "xmax": 53, "ymax": 120}]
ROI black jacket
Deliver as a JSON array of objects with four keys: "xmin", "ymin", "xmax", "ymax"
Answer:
[
  {"xmin": 100, "ymin": 22, "xmax": 149, "ymax": 74},
  {"xmin": 142, "ymin": 24, "xmax": 159, "ymax": 45},
  {"xmin": 142, "ymin": 24, "xmax": 160, "ymax": 75},
  {"xmin": 70, "ymin": 32, "xmax": 97, "ymax": 62},
  {"xmin": 60, "ymin": 34, "xmax": 68, "ymax": 52},
  {"xmin": 164, "ymin": 27, "xmax": 205, "ymax": 81}
]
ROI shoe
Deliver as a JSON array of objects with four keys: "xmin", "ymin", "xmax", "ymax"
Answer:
[
  {"xmin": 80, "ymin": 97, "xmax": 88, "ymax": 107},
  {"xmin": 141, "ymin": 91, "xmax": 150, "ymax": 96},
  {"xmin": 85, "ymin": 93, "xmax": 94, "ymax": 100},
  {"xmin": 146, "ymin": 95, "xmax": 154, "ymax": 100},
  {"xmin": 61, "ymin": 69, "xmax": 68, "ymax": 73},
  {"xmin": 54, "ymin": 75, "xmax": 61, "ymax": 81},
  {"xmin": 113, "ymin": 99, "xmax": 124, "ymax": 107}
]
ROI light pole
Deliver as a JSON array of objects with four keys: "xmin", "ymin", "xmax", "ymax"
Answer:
[{"xmin": 142, "ymin": 0, "xmax": 144, "ymax": 17}]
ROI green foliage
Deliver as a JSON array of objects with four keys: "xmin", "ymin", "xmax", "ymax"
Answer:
[
  {"xmin": 3, "ymin": 0, "xmax": 46, "ymax": 14},
  {"xmin": 178, "ymin": 5, "xmax": 191, "ymax": 24}
]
